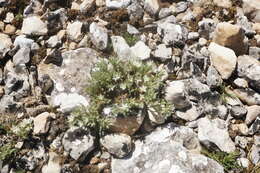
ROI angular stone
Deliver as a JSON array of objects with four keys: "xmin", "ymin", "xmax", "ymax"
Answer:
[
  {"xmin": 237, "ymin": 55, "xmax": 260, "ymax": 92},
  {"xmin": 208, "ymin": 43, "xmax": 237, "ymax": 79},
  {"xmin": 233, "ymin": 78, "xmax": 248, "ymax": 88},
  {"xmin": 249, "ymin": 47, "xmax": 260, "ymax": 60},
  {"xmin": 233, "ymin": 88, "xmax": 260, "ymax": 106},
  {"xmin": 14, "ymin": 35, "xmax": 34, "ymax": 48},
  {"xmin": 106, "ymin": 0, "xmax": 131, "ymax": 9},
  {"xmin": 206, "ymin": 66, "xmax": 222, "ymax": 89},
  {"xmin": 243, "ymin": 0, "xmax": 260, "ymax": 23},
  {"xmin": 230, "ymin": 105, "xmax": 247, "ymax": 119},
  {"xmin": 198, "ymin": 18, "xmax": 216, "ymax": 39},
  {"xmin": 245, "ymin": 105, "xmax": 260, "ymax": 125},
  {"xmin": 130, "ymin": 41, "xmax": 151, "ymax": 60},
  {"xmin": 33, "ymin": 112, "xmax": 54, "ymax": 135},
  {"xmin": 38, "ymin": 48, "xmax": 98, "ymax": 106},
  {"xmin": 80, "ymin": 0, "xmax": 95, "ymax": 13},
  {"xmin": 249, "ymin": 117, "xmax": 260, "ymax": 135},
  {"xmin": 89, "ymin": 22, "xmax": 108, "ymax": 50},
  {"xmin": 153, "ymin": 44, "xmax": 172, "ymax": 61},
  {"xmin": 0, "ymin": 33, "xmax": 12, "ymax": 59},
  {"xmin": 127, "ymin": 2, "xmax": 144, "ymax": 22},
  {"xmin": 165, "ymin": 80, "xmax": 191, "ymax": 109},
  {"xmin": 62, "ymin": 127, "xmax": 95, "ymax": 160},
  {"xmin": 100, "ymin": 133, "xmax": 132, "ymax": 158},
  {"xmin": 158, "ymin": 23, "xmax": 188, "ymax": 47},
  {"xmin": 53, "ymin": 93, "xmax": 88, "ymax": 113},
  {"xmin": 144, "ymin": 0, "xmax": 160, "ymax": 16},
  {"xmin": 176, "ymin": 104, "xmax": 200, "ymax": 121},
  {"xmin": 107, "ymin": 110, "xmax": 144, "ymax": 135},
  {"xmin": 67, "ymin": 21, "xmax": 83, "ymax": 42},
  {"xmin": 213, "ymin": 0, "xmax": 232, "ymax": 8},
  {"xmin": 21, "ymin": 16, "xmax": 47, "ymax": 36},
  {"xmin": 250, "ymin": 138, "xmax": 260, "ymax": 164},
  {"xmin": 42, "ymin": 152, "xmax": 62, "ymax": 173},
  {"xmin": 13, "ymin": 47, "xmax": 30, "ymax": 66},
  {"xmin": 112, "ymin": 123, "xmax": 224, "ymax": 173},
  {"xmin": 198, "ymin": 117, "xmax": 236, "ymax": 153},
  {"xmin": 111, "ymin": 36, "xmax": 132, "ymax": 59}
]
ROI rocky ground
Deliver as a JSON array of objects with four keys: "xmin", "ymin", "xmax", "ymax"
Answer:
[{"xmin": 0, "ymin": 0, "xmax": 260, "ymax": 172}]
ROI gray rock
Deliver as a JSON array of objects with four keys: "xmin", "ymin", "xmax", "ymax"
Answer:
[
  {"xmin": 89, "ymin": 22, "xmax": 108, "ymax": 50},
  {"xmin": 158, "ymin": 22, "xmax": 188, "ymax": 47},
  {"xmin": 235, "ymin": 136, "xmax": 249, "ymax": 149},
  {"xmin": 237, "ymin": 55, "xmax": 260, "ymax": 92},
  {"xmin": 144, "ymin": 0, "xmax": 160, "ymax": 16},
  {"xmin": 21, "ymin": 142, "xmax": 47, "ymax": 171},
  {"xmin": 0, "ymin": 33, "xmax": 12, "ymax": 59},
  {"xmin": 46, "ymin": 35, "xmax": 61, "ymax": 48},
  {"xmin": 4, "ymin": 64, "xmax": 31, "ymax": 100},
  {"xmin": 53, "ymin": 93, "xmax": 88, "ymax": 113},
  {"xmin": 249, "ymin": 47, "xmax": 260, "ymax": 60},
  {"xmin": 198, "ymin": 18, "xmax": 216, "ymax": 39},
  {"xmin": 233, "ymin": 78, "xmax": 249, "ymax": 88},
  {"xmin": 147, "ymin": 107, "xmax": 166, "ymax": 125},
  {"xmin": 23, "ymin": 0, "xmax": 42, "ymax": 16},
  {"xmin": 243, "ymin": 0, "xmax": 260, "ymax": 23},
  {"xmin": 0, "ymin": 95, "xmax": 19, "ymax": 113},
  {"xmin": 42, "ymin": 152, "xmax": 62, "ymax": 173},
  {"xmin": 14, "ymin": 35, "xmax": 34, "ymax": 48},
  {"xmin": 13, "ymin": 47, "xmax": 30, "ymax": 66},
  {"xmin": 208, "ymin": 42, "xmax": 237, "ymax": 79},
  {"xmin": 131, "ymin": 41, "xmax": 151, "ymax": 60},
  {"xmin": 174, "ymin": 1, "xmax": 188, "ymax": 14},
  {"xmin": 175, "ymin": 104, "xmax": 201, "ymax": 121},
  {"xmin": 79, "ymin": 0, "xmax": 95, "ymax": 13},
  {"xmin": 238, "ymin": 158, "xmax": 250, "ymax": 168},
  {"xmin": 62, "ymin": 127, "xmax": 95, "ymax": 160},
  {"xmin": 188, "ymin": 32, "xmax": 199, "ymax": 40},
  {"xmin": 188, "ymin": 78, "xmax": 211, "ymax": 98},
  {"xmin": 249, "ymin": 117, "xmax": 260, "ymax": 135},
  {"xmin": 21, "ymin": 16, "xmax": 48, "ymax": 36},
  {"xmin": 233, "ymin": 88, "xmax": 260, "ymax": 106},
  {"xmin": 198, "ymin": 117, "xmax": 236, "ymax": 153},
  {"xmin": 206, "ymin": 66, "xmax": 222, "ymax": 89},
  {"xmin": 165, "ymin": 80, "xmax": 191, "ymax": 109},
  {"xmin": 158, "ymin": 8, "xmax": 172, "ymax": 19},
  {"xmin": 67, "ymin": 21, "xmax": 83, "ymax": 42},
  {"xmin": 38, "ymin": 48, "xmax": 98, "ymax": 106},
  {"xmin": 111, "ymin": 36, "xmax": 132, "ymax": 59},
  {"xmin": 0, "ymin": 164, "xmax": 9, "ymax": 173},
  {"xmin": 250, "ymin": 136, "xmax": 260, "ymax": 164},
  {"xmin": 230, "ymin": 105, "xmax": 247, "ymax": 119},
  {"xmin": 245, "ymin": 105, "xmax": 260, "ymax": 125},
  {"xmin": 44, "ymin": 49, "xmax": 62, "ymax": 66},
  {"xmin": 106, "ymin": 0, "xmax": 131, "ymax": 9},
  {"xmin": 33, "ymin": 112, "xmax": 54, "ymax": 135},
  {"xmin": 127, "ymin": 24, "xmax": 139, "ymax": 34},
  {"xmin": 112, "ymin": 123, "xmax": 224, "ymax": 173},
  {"xmin": 38, "ymin": 74, "xmax": 54, "ymax": 94},
  {"xmin": 127, "ymin": 2, "xmax": 144, "ymax": 22},
  {"xmin": 236, "ymin": 13, "xmax": 256, "ymax": 37},
  {"xmin": 213, "ymin": 0, "xmax": 232, "ymax": 8},
  {"xmin": 100, "ymin": 133, "xmax": 132, "ymax": 158},
  {"xmin": 153, "ymin": 44, "xmax": 172, "ymax": 61}
]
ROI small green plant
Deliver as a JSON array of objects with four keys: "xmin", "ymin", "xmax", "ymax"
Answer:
[
  {"xmin": 201, "ymin": 149, "xmax": 242, "ymax": 172},
  {"xmin": 219, "ymin": 84, "xmax": 237, "ymax": 104},
  {"xmin": 0, "ymin": 117, "xmax": 32, "ymax": 163},
  {"xmin": 122, "ymin": 32, "xmax": 139, "ymax": 46},
  {"xmin": 69, "ymin": 57, "xmax": 172, "ymax": 133},
  {"xmin": 0, "ymin": 143, "xmax": 18, "ymax": 162}
]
